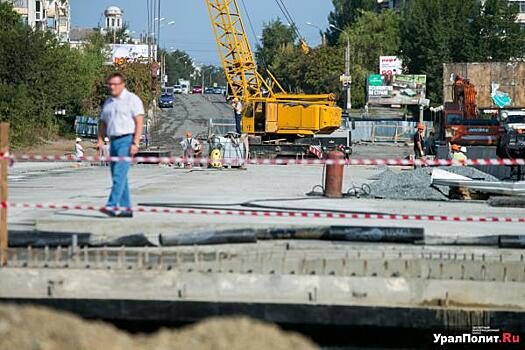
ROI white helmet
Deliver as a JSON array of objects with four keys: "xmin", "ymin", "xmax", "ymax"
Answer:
[
  {"xmin": 75, "ymin": 138, "xmax": 82, "ymax": 142},
  {"xmin": 104, "ymin": 137, "xmax": 110, "ymax": 142}
]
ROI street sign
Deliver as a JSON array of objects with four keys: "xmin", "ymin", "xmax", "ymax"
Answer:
[
  {"xmin": 339, "ymin": 75, "xmax": 352, "ymax": 83},
  {"xmin": 368, "ymin": 74, "xmax": 383, "ymax": 86}
]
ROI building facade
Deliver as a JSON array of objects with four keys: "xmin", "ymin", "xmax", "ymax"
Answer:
[
  {"xmin": 104, "ymin": 6, "xmax": 123, "ymax": 32},
  {"xmin": 507, "ymin": 0, "xmax": 525, "ymax": 25},
  {"xmin": 1, "ymin": 0, "xmax": 70, "ymax": 42}
]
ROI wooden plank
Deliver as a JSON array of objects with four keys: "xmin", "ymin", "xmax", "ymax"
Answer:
[{"xmin": 0, "ymin": 123, "xmax": 8, "ymax": 266}]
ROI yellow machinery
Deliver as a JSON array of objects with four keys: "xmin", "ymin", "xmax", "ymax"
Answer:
[{"xmin": 205, "ymin": 0, "xmax": 342, "ymax": 141}]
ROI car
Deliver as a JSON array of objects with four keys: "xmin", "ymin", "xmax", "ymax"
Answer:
[
  {"xmin": 173, "ymin": 85, "xmax": 183, "ymax": 94},
  {"xmin": 213, "ymin": 87, "xmax": 226, "ymax": 95},
  {"xmin": 162, "ymin": 87, "xmax": 174, "ymax": 95},
  {"xmin": 204, "ymin": 87, "xmax": 215, "ymax": 94},
  {"xmin": 159, "ymin": 93, "xmax": 175, "ymax": 108},
  {"xmin": 192, "ymin": 86, "xmax": 203, "ymax": 94}
]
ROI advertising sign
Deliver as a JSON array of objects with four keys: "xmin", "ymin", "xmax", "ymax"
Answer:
[
  {"xmin": 109, "ymin": 44, "xmax": 156, "ymax": 64},
  {"xmin": 368, "ymin": 74, "xmax": 427, "ymax": 105},
  {"xmin": 380, "ymin": 56, "xmax": 403, "ymax": 76}
]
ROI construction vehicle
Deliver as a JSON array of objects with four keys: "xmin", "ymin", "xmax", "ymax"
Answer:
[
  {"xmin": 436, "ymin": 63, "xmax": 525, "ymax": 179},
  {"xmin": 436, "ymin": 74, "xmax": 502, "ymax": 147},
  {"xmin": 205, "ymin": 0, "xmax": 342, "ymax": 157}
]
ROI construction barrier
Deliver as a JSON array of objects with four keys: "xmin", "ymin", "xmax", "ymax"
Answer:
[
  {"xmin": 3, "ymin": 153, "xmax": 525, "ymax": 167},
  {"xmin": 4, "ymin": 201, "xmax": 525, "ymax": 224}
]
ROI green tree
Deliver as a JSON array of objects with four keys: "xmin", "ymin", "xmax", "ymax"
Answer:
[
  {"xmin": 337, "ymin": 10, "xmax": 401, "ymax": 107},
  {"xmin": 326, "ymin": 0, "xmax": 376, "ymax": 43},
  {"xmin": 104, "ymin": 23, "xmax": 131, "ymax": 44},
  {"xmin": 256, "ymin": 19, "xmax": 298, "ymax": 69},
  {"xmin": 473, "ymin": 0, "xmax": 525, "ymax": 61},
  {"xmin": 400, "ymin": 0, "xmax": 479, "ymax": 104},
  {"xmin": 163, "ymin": 49, "xmax": 195, "ymax": 85},
  {"xmin": 0, "ymin": 2, "xmax": 155, "ymax": 146}
]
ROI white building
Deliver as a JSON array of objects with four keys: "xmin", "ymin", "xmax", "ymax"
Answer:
[
  {"xmin": 104, "ymin": 5, "xmax": 123, "ymax": 31},
  {"xmin": 1, "ymin": 0, "xmax": 70, "ymax": 42}
]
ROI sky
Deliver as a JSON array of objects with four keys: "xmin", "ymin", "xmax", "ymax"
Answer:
[{"xmin": 71, "ymin": 0, "xmax": 335, "ymax": 65}]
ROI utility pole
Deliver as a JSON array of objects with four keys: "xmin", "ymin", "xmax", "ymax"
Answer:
[
  {"xmin": 157, "ymin": 0, "xmax": 161, "ymax": 62},
  {"xmin": 330, "ymin": 24, "xmax": 352, "ymax": 116},
  {"xmin": 345, "ymin": 36, "xmax": 352, "ymax": 113}
]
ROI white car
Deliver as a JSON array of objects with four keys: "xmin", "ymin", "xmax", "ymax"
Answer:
[{"xmin": 173, "ymin": 85, "xmax": 183, "ymax": 94}]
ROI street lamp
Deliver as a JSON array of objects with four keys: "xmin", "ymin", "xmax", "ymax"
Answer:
[
  {"xmin": 330, "ymin": 24, "xmax": 352, "ymax": 115},
  {"xmin": 305, "ymin": 22, "xmax": 326, "ymax": 45}
]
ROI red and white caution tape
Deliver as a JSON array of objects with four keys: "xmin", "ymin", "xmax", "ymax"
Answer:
[
  {"xmin": 4, "ymin": 201, "xmax": 525, "ymax": 224},
  {"xmin": 3, "ymin": 153, "xmax": 525, "ymax": 167}
]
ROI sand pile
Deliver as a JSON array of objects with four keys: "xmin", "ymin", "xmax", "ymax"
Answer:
[{"xmin": 0, "ymin": 304, "xmax": 318, "ymax": 350}]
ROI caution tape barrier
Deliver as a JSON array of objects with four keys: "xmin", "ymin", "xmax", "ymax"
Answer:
[
  {"xmin": 1, "ymin": 153, "xmax": 525, "ymax": 167},
  {"xmin": 4, "ymin": 201, "xmax": 525, "ymax": 224}
]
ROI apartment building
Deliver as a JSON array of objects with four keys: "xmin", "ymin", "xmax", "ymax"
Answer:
[{"xmin": 1, "ymin": 0, "xmax": 70, "ymax": 42}]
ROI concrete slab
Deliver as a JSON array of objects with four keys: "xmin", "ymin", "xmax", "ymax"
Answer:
[{"xmin": 7, "ymin": 163, "xmax": 525, "ymax": 239}]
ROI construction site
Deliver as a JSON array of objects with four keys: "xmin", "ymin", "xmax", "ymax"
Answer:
[{"xmin": 1, "ymin": 0, "xmax": 525, "ymax": 349}]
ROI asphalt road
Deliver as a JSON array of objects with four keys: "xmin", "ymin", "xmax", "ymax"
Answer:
[{"xmin": 150, "ymin": 93, "xmax": 232, "ymax": 153}]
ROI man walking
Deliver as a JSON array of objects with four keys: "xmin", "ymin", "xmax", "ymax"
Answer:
[{"xmin": 98, "ymin": 72, "xmax": 144, "ymax": 218}]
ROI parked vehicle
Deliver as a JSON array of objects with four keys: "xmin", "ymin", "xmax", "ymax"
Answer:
[
  {"xmin": 159, "ymin": 93, "xmax": 175, "ymax": 108},
  {"xmin": 173, "ymin": 85, "xmax": 183, "ymax": 94},
  {"xmin": 204, "ymin": 87, "xmax": 215, "ymax": 94},
  {"xmin": 192, "ymin": 86, "xmax": 203, "ymax": 94},
  {"xmin": 213, "ymin": 87, "xmax": 226, "ymax": 95},
  {"xmin": 178, "ymin": 79, "xmax": 190, "ymax": 94},
  {"xmin": 162, "ymin": 87, "xmax": 174, "ymax": 96}
]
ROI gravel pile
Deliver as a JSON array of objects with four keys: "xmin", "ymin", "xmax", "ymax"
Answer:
[{"xmin": 368, "ymin": 166, "xmax": 498, "ymax": 201}]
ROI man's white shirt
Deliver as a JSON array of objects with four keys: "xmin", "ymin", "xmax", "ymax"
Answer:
[{"xmin": 100, "ymin": 89, "xmax": 145, "ymax": 137}]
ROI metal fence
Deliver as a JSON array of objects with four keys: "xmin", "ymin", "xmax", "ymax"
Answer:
[
  {"xmin": 74, "ymin": 116, "xmax": 99, "ymax": 138},
  {"xmin": 352, "ymin": 121, "xmax": 434, "ymax": 143}
]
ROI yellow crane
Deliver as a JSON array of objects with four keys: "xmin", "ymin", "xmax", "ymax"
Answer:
[{"xmin": 205, "ymin": 0, "xmax": 342, "ymax": 141}]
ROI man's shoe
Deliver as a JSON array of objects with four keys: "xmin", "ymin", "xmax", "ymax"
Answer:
[
  {"xmin": 116, "ymin": 211, "xmax": 133, "ymax": 218},
  {"xmin": 100, "ymin": 207, "xmax": 116, "ymax": 217}
]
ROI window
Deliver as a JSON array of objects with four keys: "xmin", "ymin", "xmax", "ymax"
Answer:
[
  {"xmin": 35, "ymin": 0, "xmax": 42, "ymax": 20},
  {"xmin": 111, "ymin": 18, "xmax": 115, "ymax": 27},
  {"xmin": 106, "ymin": 18, "xmax": 110, "ymax": 27},
  {"xmin": 521, "ymin": 1, "xmax": 525, "ymax": 13},
  {"xmin": 47, "ymin": 16, "xmax": 55, "ymax": 29}
]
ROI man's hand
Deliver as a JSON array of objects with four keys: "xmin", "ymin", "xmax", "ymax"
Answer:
[
  {"xmin": 130, "ymin": 143, "xmax": 139, "ymax": 156},
  {"xmin": 97, "ymin": 139, "xmax": 104, "ymax": 152}
]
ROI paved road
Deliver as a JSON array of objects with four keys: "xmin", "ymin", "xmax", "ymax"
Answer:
[{"xmin": 150, "ymin": 94, "xmax": 232, "ymax": 152}]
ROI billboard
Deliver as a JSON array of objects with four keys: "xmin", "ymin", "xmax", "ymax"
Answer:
[
  {"xmin": 108, "ymin": 44, "xmax": 157, "ymax": 64},
  {"xmin": 368, "ymin": 74, "xmax": 427, "ymax": 106},
  {"xmin": 380, "ymin": 56, "xmax": 403, "ymax": 76}
]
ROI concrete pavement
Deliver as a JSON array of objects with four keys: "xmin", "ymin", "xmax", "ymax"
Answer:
[{"xmin": 7, "ymin": 161, "xmax": 525, "ymax": 240}]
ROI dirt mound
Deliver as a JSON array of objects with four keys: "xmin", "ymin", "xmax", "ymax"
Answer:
[{"xmin": 0, "ymin": 304, "xmax": 319, "ymax": 350}]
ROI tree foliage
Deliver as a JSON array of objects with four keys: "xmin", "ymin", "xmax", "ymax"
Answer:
[
  {"xmin": 344, "ymin": 10, "xmax": 401, "ymax": 106},
  {"xmin": 0, "ymin": 3, "xmax": 156, "ymax": 146},
  {"xmin": 327, "ymin": 0, "xmax": 376, "ymax": 44},
  {"xmin": 256, "ymin": 0, "xmax": 525, "ymax": 110},
  {"xmin": 256, "ymin": 19, "xmax": 298, "ymax": 69},
  {"xmin": 473, "ymin": 0, "xmax": 525, "ymax": 61}
]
